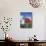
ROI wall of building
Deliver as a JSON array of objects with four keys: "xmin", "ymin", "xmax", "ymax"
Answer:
[{"xmin": 0, "ymin": 0, "xmax": 46, "ymax": 40}]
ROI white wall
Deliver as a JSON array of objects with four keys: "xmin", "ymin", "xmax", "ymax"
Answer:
[
  {"xmin": 0, "ymin": 0, "xmax": 46, "ymax": 40},
  {"xmin": 44, "ymin": 15, "xmax": 46, "ymax": 40}
]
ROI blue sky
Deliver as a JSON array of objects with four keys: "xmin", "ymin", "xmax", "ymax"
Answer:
[{"xmin": 20, "ymin": 12, "xmax": 32, "ymax": 19}]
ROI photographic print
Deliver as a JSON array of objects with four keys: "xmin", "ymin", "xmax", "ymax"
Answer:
[{"xmin": 20, "ymin": 12, "xmax": 32, "ymax": 28}]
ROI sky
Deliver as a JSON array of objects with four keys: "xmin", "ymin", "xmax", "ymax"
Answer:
[{"xmin": 20, "ymin": 12, "xmax": 32, "ymax": 19}]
